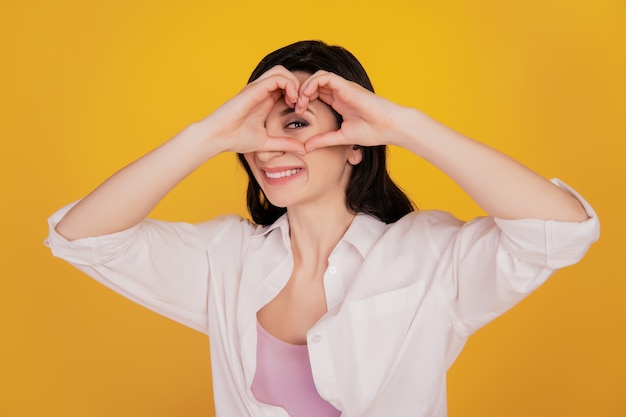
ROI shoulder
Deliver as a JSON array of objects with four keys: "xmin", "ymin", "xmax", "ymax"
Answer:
[
  {"xmin": 383, "ymin": 210, "xmax": 499, "ymax": 255},
  {"xmin": 120, "ymin": 214, "xmax": 260, "ymax": 253},
  {"xmin": 191, "ymin": 214, "xmax": 260, "ymax": 245},
  {"xmin": 194, "ymin": 214, "xmax": 255, "ymax": 234},
  {"xmin": 389, "ymin": 210, "xmax": 467, "ymax": 237},
  {"xmin": 348, "ymin": 210, "xmax": 469, "ymax": 252}
]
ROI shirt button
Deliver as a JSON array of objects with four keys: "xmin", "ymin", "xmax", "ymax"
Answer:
[
  {"xmin": 328, "ymin": 266, "xmax": 337, "ymax": 274},
  {"xmin": 311, "ymin": 335, "xmax": 322, "ymax": 343}
]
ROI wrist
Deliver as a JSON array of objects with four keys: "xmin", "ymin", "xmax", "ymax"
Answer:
[
  {"xmin": 389, "ymin": 107, "xmax": 430, "ymax": 150},
  {"xmin": 183, "ymin": 120, "xmax": 230, "ymax": 157}
]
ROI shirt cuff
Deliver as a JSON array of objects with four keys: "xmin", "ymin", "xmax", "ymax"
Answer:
[
  {"xmin": 45, "ymin": 201, "xmax": 140, "ymax": 266},
  {"xmin": 493, "ymin": 178, "xmax": 600, "ymax": 270}
]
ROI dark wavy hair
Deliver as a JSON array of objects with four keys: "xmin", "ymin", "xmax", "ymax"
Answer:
[{"xmin": 238, "ymin": 40, "xmax": 415, "ymax": 225}]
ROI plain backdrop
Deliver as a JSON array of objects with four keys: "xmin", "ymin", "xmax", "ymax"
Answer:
[{"xmin": 1, "ymin": 0, "xmax": 624, "ymax": 416}]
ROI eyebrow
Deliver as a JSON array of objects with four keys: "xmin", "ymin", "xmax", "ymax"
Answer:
[{"xmin": 279, "ymin": 106, "xmax": 316, "ymax": 117}]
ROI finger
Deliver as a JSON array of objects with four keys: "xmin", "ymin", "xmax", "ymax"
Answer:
[
  {"xmin": 300, "ymin": 71, "xmax": 341, "ymax": 98},
  {"xmin": 297, "ymin": 72, "xmax": 348, "ymax": 113},
  {"xmin": 317, "ymin": 91, "xmax": 335, "ymax": 107},
  {"xmin": 263, "ymin": 75, "xmax": 298, "ymax": 101},
  {"xmin": 310, "ymin": 78, "xmax": 375, "ymax": 117},
  {"xmin": 270, "ymin": 89, "xmax": 282, "ymax": 103},
  {"xmin": 295, "ymin": 93, "xmax": 314, "ymax": 114},
  {"xmin": 283, "ymin": 78, "xmax": 299, "ymax": 106},
  {"xmin": 284, "ymin": 91, "xmax": 296, "ymax": 108},
  {"xmin": 277, "ymin": 77, "xmax": 299, "ymax": 106},
  {"xmin": 261, "ymin": 136, "xmax": 306, "ymax": 154},
  {"xmin": 304, "ymin": 130, "xmax": 349, "ymax": 152},
  {"xmin": 255, "ymin": 66, "xmax": 300, "ymax": 104},
  {"xmin": 255, "ymin": 65, "xmax": 291, "ymax": 81},
  {"xmin": 243, "ymin": 75, "xmax": 299, "ymax": 114},
  {"xmin": 297, "ymin": 88, "xmax": 337, "ymax": 115},
  {"xmin": 295, "ymin": 71, "xmax": 331, "ymax": 113}
]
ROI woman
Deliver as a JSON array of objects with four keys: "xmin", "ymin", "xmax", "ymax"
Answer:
[{"xmin": 46, "ymin": 40, "xmax": 599, "ymax": 416}]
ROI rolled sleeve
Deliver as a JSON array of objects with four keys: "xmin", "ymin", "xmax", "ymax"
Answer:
[
  {"xmin": 495, "ymin": 179, "xmax": 600, "ymax": 269},
  {"xmin": 436, "ymin": 179, "xmax": 600, "ymax": 336},
  {"xmin": 46, "ymin": 201, "xmax": 138, "ymax": 266},
  {"xmin": 45, "ymin": 202, "xmax": 248, "ymax": 334}
]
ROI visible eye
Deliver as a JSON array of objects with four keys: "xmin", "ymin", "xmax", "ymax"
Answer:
[{"xmin": 285, "ymin": 120, "xmax": 309, "ymax": 129}]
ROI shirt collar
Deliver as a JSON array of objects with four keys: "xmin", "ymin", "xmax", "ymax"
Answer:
[
  {"xmin": 250, "ymin": 212, "xmax": 388, "ymax": 257},
  {"xmin": 341, "ymin": 213, "xmax": 388, "ymax": 258},
  {"xmin": 250, "ymin": 213, "xmax": 291, "ymax": 249}
]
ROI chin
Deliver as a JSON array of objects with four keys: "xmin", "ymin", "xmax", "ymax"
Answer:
[
  {"xmin": 260, "ymin": 192, "xmax": 288, "ymax": 209},
  {"xmin": 263, "ymin": 192, "xmax": 308, "ymax": 210},
  {"xmin": 265, "ymin": 198, "xmax": 290, "ymax": 209}
]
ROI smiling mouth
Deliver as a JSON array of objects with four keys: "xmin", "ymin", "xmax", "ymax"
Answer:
[
  {"xmin": 264, "ymin": 168, "xmax": 302, "ymax": 179},
  {"xmin": 264, "ymin": 168, "xmax": 302, "ymax": 178}
]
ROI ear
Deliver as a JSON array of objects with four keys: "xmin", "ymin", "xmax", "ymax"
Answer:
[{"xmin": 347, "ymin": 145, "xmax": 363, "ymax": 166}]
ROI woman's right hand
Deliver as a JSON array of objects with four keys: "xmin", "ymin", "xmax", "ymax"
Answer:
[{"xmin": 199, "ymin": 65, "xmax": 306, "ymax": 155}]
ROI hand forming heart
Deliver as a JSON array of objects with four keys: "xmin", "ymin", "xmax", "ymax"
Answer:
[{"xmin": 201, "ymin": 66, "xmax": 409, "ymax": 155}]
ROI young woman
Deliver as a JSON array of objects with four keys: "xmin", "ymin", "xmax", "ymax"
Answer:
[{"xmin": 46, "ymin": 40, "xmax": 599, "ymax": 417}]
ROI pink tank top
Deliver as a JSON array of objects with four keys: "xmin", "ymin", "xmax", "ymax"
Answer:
[{"xmin": 251, "ymin": 322, "xmax": 341, "ymax": 417}]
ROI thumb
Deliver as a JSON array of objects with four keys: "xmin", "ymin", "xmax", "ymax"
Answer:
[
  {"xmin": 261, "ymin": 136, "xmax": 306, "ymax": 154},
  {"xmin": 304, "ymin": 130, "xmax": 349, "ymax": 152}
]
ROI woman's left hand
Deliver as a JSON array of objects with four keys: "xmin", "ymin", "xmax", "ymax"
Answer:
[{"xmin": 295, "ymin": 71, "xmax": 413, "ymax": 151}]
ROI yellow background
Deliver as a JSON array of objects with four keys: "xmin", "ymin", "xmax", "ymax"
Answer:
[{"xmin": 1, "ymin": 0, "xmax": 624, "ymax": 416}]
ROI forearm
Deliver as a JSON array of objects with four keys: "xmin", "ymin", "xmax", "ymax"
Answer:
[
  {"xmin": 395, "ymin": 109, "xmax": 588, "ymax": 221},
  {"xmin": 55, "ymin": 122, "xmax": 226, "ymax": 240}
]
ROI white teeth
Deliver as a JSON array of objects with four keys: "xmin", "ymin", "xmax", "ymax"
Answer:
[{"xmin": 265, "ymin": 168, "xmax": 301, "ymax": 179}]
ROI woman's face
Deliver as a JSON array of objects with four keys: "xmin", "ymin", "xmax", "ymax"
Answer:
[{"xmin": 244, "ymin": 72, "xmax": 362, "ymax": 211}]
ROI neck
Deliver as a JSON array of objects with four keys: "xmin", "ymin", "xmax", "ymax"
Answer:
[{"xmin": 287, "ymin": 203, "xmax": 356, "ymax": 270}]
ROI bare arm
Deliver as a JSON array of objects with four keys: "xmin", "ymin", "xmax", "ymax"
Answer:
[
  {"xmin": 56, "ymin": 66, "xmax": 305, "ymax": 240},
  {"xmin": 393, "ymin": 109, "xmax": 588, "ymax": 221},
  {"xmin": 299, "ymin": 71, "xmax": 588, "ymax": 222},
  {"xmin": 55, "ymin": 126, "xmax": 221, "ymax": 240}
]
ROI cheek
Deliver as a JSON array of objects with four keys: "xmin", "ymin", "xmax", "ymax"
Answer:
[
  {"xmin": 311, "ymin": 148, "xmax": 352, "ymax": 176},
  {"xmin": 243, "ymin": 153, "xmax": 254, "ymax": 168},
  {"xmin": 243, "ymin": 154, "xmax": 261, "ymax": 179}
]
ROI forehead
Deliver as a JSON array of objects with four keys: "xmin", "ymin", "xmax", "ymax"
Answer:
[{"xmin": 292, "ymin": 71, "xmax": 311, "ymax": 83}]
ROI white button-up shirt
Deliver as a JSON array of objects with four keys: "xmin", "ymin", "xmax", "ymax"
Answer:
[{"xmin": 45, "ymin": 180, "xmax": 599, "ymax": 417}]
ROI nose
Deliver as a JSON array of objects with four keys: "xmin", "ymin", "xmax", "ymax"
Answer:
[{"xmin": 255, "ymin": 150, "xmax": 285, "ymax": 162}]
